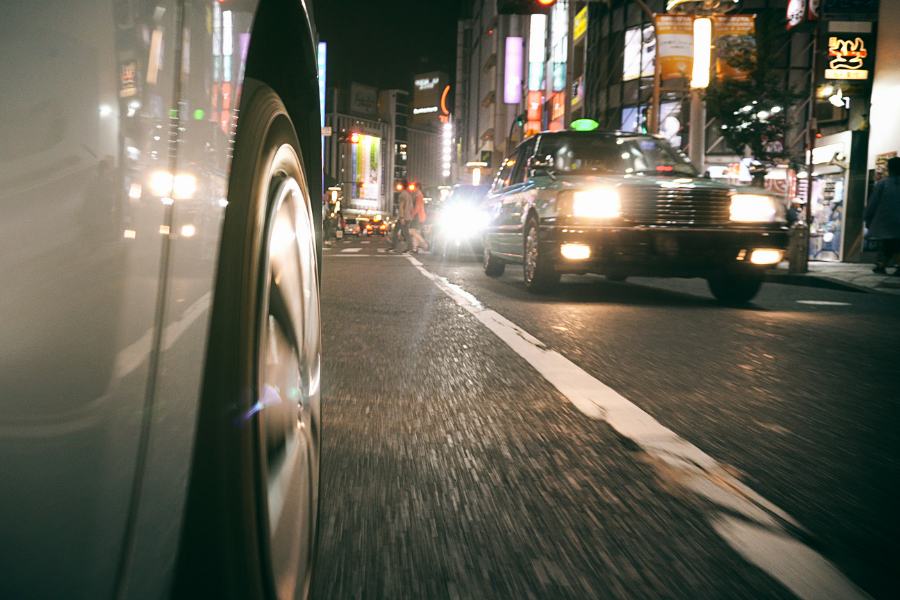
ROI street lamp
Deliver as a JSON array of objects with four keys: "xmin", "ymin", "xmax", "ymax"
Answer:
[{"xmin": 689, "ymin": 17, "xmax": 712, "ymax": 173}]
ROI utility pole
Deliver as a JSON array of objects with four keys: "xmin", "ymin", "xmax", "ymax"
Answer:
[{"xmin": 790, "ymin": 21, "xmax": 820, "ymax": 274}]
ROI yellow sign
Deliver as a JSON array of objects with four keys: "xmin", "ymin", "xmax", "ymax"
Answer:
[
  {"xmin": 826, "ymin": 37, "xmax": 869, "ymax": 80},
  {"xmin": 574, "ymin": 7, "xmax": 588, "ymax": 42}
]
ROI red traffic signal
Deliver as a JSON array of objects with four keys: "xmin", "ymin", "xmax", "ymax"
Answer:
[{"xmin": 498, "ymin": 0, "xmax": 556, "ymax": 14}]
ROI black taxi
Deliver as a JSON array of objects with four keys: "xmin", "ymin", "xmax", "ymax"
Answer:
[{"xmin": 481, "ymin": 130, "xmax": 789, "ymax": 302}]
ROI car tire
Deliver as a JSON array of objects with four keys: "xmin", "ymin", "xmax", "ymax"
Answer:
[
  {"xmin": 172, "ymin": 79, "xmax": 320, "ymax": 600},
  {"xmin": 483, "ymin": 241, "xmax": 505, "ymax": 277},
  {"xmin": 707, "ymin": 271, "xmax": 764, "ymax": 304},
  {"xmin": 523, "ymin": 219, "xmax": 559, "ymax": 293}
]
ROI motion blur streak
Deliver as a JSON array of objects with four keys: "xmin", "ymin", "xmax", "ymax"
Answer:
[{"xmin": 404, "ymin": 254, "xmax": 872, "ymax": 600}]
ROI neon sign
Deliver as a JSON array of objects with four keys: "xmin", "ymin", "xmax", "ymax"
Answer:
[{"xmin": 825, "ymin": 37, "xmax": 869, "ymax": 80}]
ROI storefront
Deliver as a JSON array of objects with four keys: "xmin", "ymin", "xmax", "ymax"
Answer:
[{"xmin": 798, "ymin": 130, "xmax": 870, "ymax": 262}]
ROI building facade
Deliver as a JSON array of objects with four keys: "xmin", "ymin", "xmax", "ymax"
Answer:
[
  {"xmin": 454, "ymin": 0, "xmax": 884, "ymax": 262},
  {"xmin": 324, "ymin": 85, "xmax": 445, "ymax": 216}
]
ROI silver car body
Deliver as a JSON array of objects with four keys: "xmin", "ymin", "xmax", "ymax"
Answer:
[{"xmin": 0, "ymin": 1, "xmax": 320, "ymax": 598}]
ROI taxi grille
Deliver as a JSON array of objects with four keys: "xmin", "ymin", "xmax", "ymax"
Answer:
[{"xmin": 623, "ymin": 187, "xmax": 732, "ymax": 226}]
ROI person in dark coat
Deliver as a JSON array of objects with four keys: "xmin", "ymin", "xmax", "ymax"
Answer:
[{"xmin": 865, "ymin": 157, "xmax": 900, "ymax": 274}]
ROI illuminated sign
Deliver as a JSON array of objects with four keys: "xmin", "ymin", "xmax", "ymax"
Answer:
[
  {"xmin": 825, "ymin": 36, "xmax": 869, "ymax": 79},
  {"xmin": 529, "ymin": 15, "xmax": 547, "ymax": 91},
  {"xmin": 440, "ymin": 85, "xmax": 450, "ymax": 115},
  {"xmin": 550, "ymin": 91, "xmax": 565, "ymax": 122},
  {"xmin": 624, "ymin": 25, "xmax": 656, "ymax": 81},
  {"xmin": 415, "ymin": 76, "xmax": 441, "ymax": 90},
  {"xmin": 413, "ymin": 71, "xmax": 449, "ymax": 124},
  {"xmin": 352, "ymin": 135, "xmax": 381, "ymax": 200},
  {"xmin": 573, "ymin": 7, "xmax": 587, "ymax": 42},
  {"xmin": 504, "ymin": 37, "xmax": 523, "ymax": 104},
  {"xmin": 527, "ymin": 91, "xmax": 542, "ymax": 121},
  {"xmin": 317, "ymin": 43, "xmax": 327, "ymax": 128}
]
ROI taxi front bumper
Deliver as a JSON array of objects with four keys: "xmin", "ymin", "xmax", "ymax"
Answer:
[{"xmin": 541, "ymin": 224, "xmax": 789, "ymax": 278}]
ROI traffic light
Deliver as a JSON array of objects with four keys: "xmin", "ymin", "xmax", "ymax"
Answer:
[{"xmin": 498, "ymin": 0, "xmax": 556, "ymax": 14}]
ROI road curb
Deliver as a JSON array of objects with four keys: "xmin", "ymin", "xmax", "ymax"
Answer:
[{"xmin": 764, "ymin": 271, "xmax": 873, "ymax": 294}]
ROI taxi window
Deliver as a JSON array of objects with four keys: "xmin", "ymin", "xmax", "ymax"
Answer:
[
  {"xmin": 508, "ymin": 139, "xmax": 536, "ymax": 185},
  {"xmin": 493, "ymin": 156, "xmax": 516, "ymax": 190}
]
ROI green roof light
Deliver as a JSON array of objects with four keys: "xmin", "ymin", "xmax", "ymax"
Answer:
[{"xmin": 571, "ymin": 119, "xmax": 599, "ymax": 131}]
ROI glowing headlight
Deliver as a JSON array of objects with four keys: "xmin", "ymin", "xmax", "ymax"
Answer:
[
  {"xmin": 149, "ymin": 171, "xmax": 197, "ymax": 199},
  {"xmin": 730, "ymin": 194, "xmax": 777, "ymax": 222},
  {"xmin": 173, "ymin": 174, "xmax": 197, "ymax": 199},
  {"xmin": 442, "ymin": 205, "xmax": 489, "ymax": 232},
  {"xmin": 749, "ymin": 249, "xmax": 783, "ymax": 265},
  {"xmin": 573, "ymin": 189, "xmax": 621, "ymax": 218},
  {"xmin": 561, "ymin": 243, "xmax": 591, "ymax": 259}
]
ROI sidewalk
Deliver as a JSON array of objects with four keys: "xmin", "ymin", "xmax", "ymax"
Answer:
[{"xmin": 766, "ymin": 260, "xmax": 900, "ymax": 295}]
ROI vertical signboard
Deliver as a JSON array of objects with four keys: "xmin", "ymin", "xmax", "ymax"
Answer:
[
  {"xmin": 529, "ymin": 15, "xmax": 547, "ymax": 91},
  {"xmin": 317, "ymin": 42, "xmax": 326, "ymax": 128},
  {"xmin": 354, "ymin": 135, "xmax": 381, "ymax": 200},
  {"xmin": 713, "ymin": 14, "xmax": 755, "ymax": 82},
  {"xmin": 573, "ymin": 7, "xmax": 588, "ymax": 42},
  {"xmin": 504, "ymin": 37, "xmax": 523, "ymax": 104},
  {"xmin": 413, "ymin": 71, "xmax": 449, "ymax": 125},
  {"xmin": 655, "ymin": 15, "xmax": 694, "ymax": 80}
]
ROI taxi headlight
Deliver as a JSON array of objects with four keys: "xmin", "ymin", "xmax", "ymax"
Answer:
[
  {"xmin": 443, "ymin": 205, "xmax": 489, "ymax": 232},
  {"xmin": 573, "ymin": 189, "xmax": 621, "ymax": 218},
  {"xmin": 730, "ymin": 194, "xmax": 778, "ymax": 222}
]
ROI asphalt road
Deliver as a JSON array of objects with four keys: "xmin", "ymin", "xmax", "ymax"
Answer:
[{"xmin": 312, "ymin": 236, "xmax": 899, "ymax": 600}]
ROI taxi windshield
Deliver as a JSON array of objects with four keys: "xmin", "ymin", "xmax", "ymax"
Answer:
[{"xmin": 537, "ymin": 133, "xmax": 698, "ymax": 177}]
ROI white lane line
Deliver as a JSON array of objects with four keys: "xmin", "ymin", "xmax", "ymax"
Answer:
[
  {"xmin": 377, "ymin": 248, "xmax": 387, "ymax": 253},
  {"xmin": 797, "ymin": 300, "xmax": 852, "ymax": 306},
  {"xmin": 340, "ymin": 247, "xmax": 362, "ymax": 253},
  {"xmin": 405, "ymin": 255, "xmax": 871, "ymax": 600},
  {"xmin": 361, "ymin": 240, "xmax": 371, "ymax": 244}
]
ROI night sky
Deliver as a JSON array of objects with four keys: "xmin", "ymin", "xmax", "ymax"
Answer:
[{"xmin": 315, "ymin": 0, "xmax": 465, "ymax": 95}]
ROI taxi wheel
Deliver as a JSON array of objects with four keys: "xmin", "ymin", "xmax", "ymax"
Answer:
[
  {"xmin": 173, "ymin": 79, "xmax": 320, "ymax": 600},
  {"xmin": 483, "ymin": 241, "xmax": 505, "ymax": 277},
  {"xmin": 523, "ymin": 219, "xmax": 559, "ymax": 293},
  {"xmin": 707, "ymin": 271, "xmax": 764, "ymax": 304}
]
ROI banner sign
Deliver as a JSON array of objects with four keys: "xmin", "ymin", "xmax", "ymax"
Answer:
[
  {"xmin": 655, "ymin": 15, "xmax": 694, "ymax": 81},
  {"xmin": 713, "ymin": 14, "xmax": 756, "ymax": 81},
  {"xmin": 787, "ymin": 0, "xmax": 807, "ymax": 29}
]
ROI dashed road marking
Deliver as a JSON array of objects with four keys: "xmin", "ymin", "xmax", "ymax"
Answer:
[
  {"xmin": 405, "ymin": 254, "xmax": 871, "ymax": 600},
  {"xmin": 340, "ymin": 248, "xmax": 362, "ymax": 253},
  {"xmin": 797, "ymin": 300, "xmax": 852, "ymax": 306}
]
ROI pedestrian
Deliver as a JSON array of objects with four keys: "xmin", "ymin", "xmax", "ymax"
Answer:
[
  {"xmin": 408, "ymin": 184, "xmax": 429, "ymax": 254},
  {"xmin": 865, "ymin": 156, "xmax": 900, "ymax": 274},
  {"xmin": 390, "ymin": 185, "xmax": 412, "ymax": 251}
]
